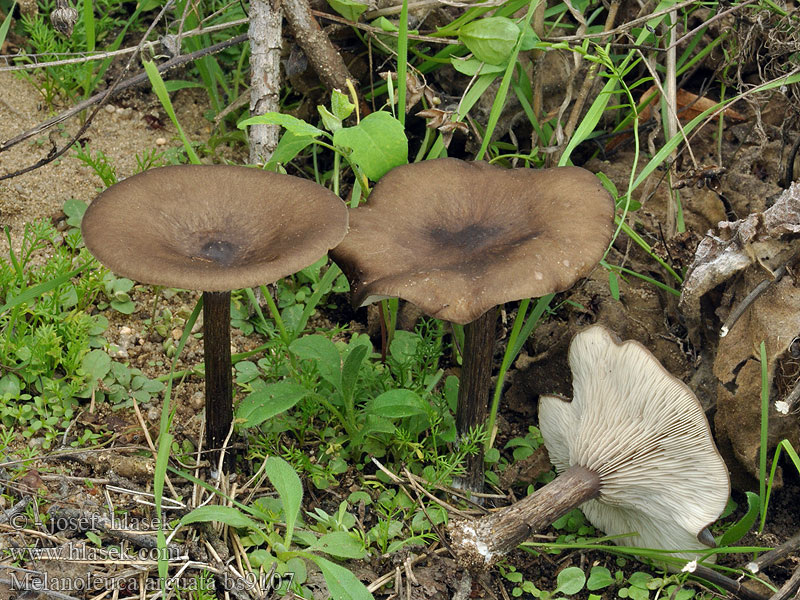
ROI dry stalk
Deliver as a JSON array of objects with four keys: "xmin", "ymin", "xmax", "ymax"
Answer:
[
  {"xmin": 248, "ymin": 0, "xmax": 282, "ymax": 164},
  {"xmin": 131, "ymin": 397, "xmax": 180, "ymax": 501}
]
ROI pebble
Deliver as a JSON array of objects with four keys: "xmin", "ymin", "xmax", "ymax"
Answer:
[
  {"xmin": 104, "ymin": 104, "xmax": 116, "ymax": 113},
  {"xmin": 155, "ymin": 137, "xmax": 167, "ymax": 146},
  {"xmin": 190, "ymin": 391, "xmax": 204, "ymax": 410}
]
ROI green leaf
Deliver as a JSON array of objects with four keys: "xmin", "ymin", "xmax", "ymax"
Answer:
[
  {"xmin": 180, "ymin": 505, "xmax": 261, "ymax": 530},
  {"xmin": 289, "ymin": 335, "xmax": 342, "ymax": 391},
  {"xmin": 368, "ymin": 389, "xmax": 427, "ymax": 418},
  {"xmin": 628, "ymin": 572, "xmax": 653, "ymax": 590},
  {"xmin": 587, "ymin": 566, "xmax": 614, "ymax": 591},
  {"xmin": 62, "ymin": 198, "xmax": 87, "ymax": 228},
  {"xmin": 458, "ymin": 17, "xmax": 520, "ymax": 66},
  {"xmin": 389, "ymin": 330, "xmax": 419, "ymax": 363},
  {"xmin": 555, "ymin": 566, "xmax": 586, "ymax": 595},
  {"xmin": 265, "ymin": 456, "xmax": 303, "ymax": 546},
  {"xmin": 331, "ymin": 89, "xmax": 356, "ymax": 121},
  {"xmin": 311, "ymin": 531, "xmax": 367, "ymax": 559},
  {"xmin": 341, "ymin": 344, "xmax": 368, "ymax": 403},
  {"xmin": 450, "ymin": 57, "xmax": 506, "ymax": 76},
  {"xmin": 266, "ymin": 129, "xmax": 316, "ymax": 168},
  {"xmin": 372, "ymin": 16, "xmax": 397, "ymax": 32},
  {"xmin": 303, "ymin": 553, "xmax": 374, "ymax": 600},
  {"xmin": 361, "ymin": 413, "xmax": 396, "ymax": 436},
  {"xmin": 318, "ymin": 105, "xmax": 343, "ymax": 133},
  {"xmin": 333, "ymin": 112, "xmax": 408, "ymax": 181},
  {"xmin": 519, "ymin": 25, "xmax": 540, "ymax": 51},
  {"xmin": 163, "ymin": 80, "xmax": 206, "ymax": 92},
  {"xmin": 82, "ymin": 350, "xmax": 111, "ymax": 381},
  {"xmin": 236, "ymin": 382, "xmax": 311, "ymax": 428},
  {"xmin": 111, "ymin": 299, "xmax": 136, "ymax": 314},
  {"xmin": 327, "ymin": 0, "xmax": 368, "ymax": 21},
  {"xmin": 718, "ymin": 491, "xmax": 759, "ymax": 547},
  {"xmin": 0, "ymin": 374, "xmax": 21, "ymax": 397},
  {"xmin": 608, "ymin": 269, "xmax": 620, "ymax": 301},
  {"xmin": 238, "ymin": 112, "xmax": 326, "ymax": 138}
]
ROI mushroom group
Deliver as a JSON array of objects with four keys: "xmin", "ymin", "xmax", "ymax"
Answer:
[
  {"xmin": 81, "ymin": 164, "xmax": 348, "ymax": 468},
  {"xmin": 331, "ymin": 158, "xmax": 614, "ymax": 491},
  {"xmin": 449, "ymin": 324, "xmax": 730, "ymax": 568}
]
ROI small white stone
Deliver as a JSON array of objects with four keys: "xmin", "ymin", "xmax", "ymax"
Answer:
[
  {"xmin": 104, "ymin": 104, "xmax": 116, "ymax": 113},
  {"xmin": 155, "ymin": 137, "xmax": 167, "ymax": 146}
]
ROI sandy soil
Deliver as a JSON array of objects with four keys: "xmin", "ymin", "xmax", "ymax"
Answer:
[{"xmin": 0, "ymin": 68, "xmax": 213, "ymax": 253}]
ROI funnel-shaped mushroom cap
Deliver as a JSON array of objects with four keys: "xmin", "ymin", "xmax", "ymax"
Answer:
[
  {"xmin": 330, "ymin": 158, "xmax": 614, "ymax": 324},
  {"xmin": 539, "ymin": 325, "xmax": 730, "ymax": 560},
  {"xmin": 82, "ymin": 165, "xmax": 348, "ymax": 292}
]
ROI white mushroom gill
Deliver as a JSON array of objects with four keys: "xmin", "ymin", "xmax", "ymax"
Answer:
[{"xmin": 539, "ymin": 325, "xmax": 730, "ymax": 561}]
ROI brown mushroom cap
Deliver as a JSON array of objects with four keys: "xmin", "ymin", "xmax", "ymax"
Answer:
[
  {"xmin": 82, "ymin": 165, "xmax": 348, "ymax": 291},
  {"xmin": 330, "ymin": 158, "xmax": 614, "ymax": 324}
]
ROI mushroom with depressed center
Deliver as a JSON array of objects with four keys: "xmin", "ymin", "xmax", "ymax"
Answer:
[
  {"xmin": 330, "ymin": 157, "xmax": 614, "ymax": 491},
  {"xmin": 81, "ymin": 164, "xmax": 348, "ymax": 468},
  {"xmin": 448, "ymin": 324, "xmax": 730, "ymax": 568}
]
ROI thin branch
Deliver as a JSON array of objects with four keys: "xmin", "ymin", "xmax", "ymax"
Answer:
[
  {"xmin": 667, "ymin": 0, "xmax": 759, "ymax": 51},
  {"xmin": 542, "ymin": 0, "xmax": 699, "ymax": 43},
  {"xmin": 720, "ymin": 264, "xmax": 788, "ymax": 338},
  {"xmin": 311, "ymin": 9, "xmax": 460, "ymax": 44},
  {"xmin": 0, "ymin": 18, "xmax": 249, "ymax": 72},
  {"xmin": 746, "ymin": 529, "xmax": 800, "ymax": 573},
  {"xmin": 692, "ymin": 565, "xmax": 770, "ymax": 600}
]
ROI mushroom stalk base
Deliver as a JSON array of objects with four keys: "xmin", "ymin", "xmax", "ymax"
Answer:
[
  {"xmin": 203, "ymin": 291, "xmax": 234, "ymax": 471},
  {"xmin": 448, "ymin": 465, "xmax": 601, "ymax": 569},
  {"xmin": 453, "ymin": 309, "xmax": 497, "ymax": 494}
]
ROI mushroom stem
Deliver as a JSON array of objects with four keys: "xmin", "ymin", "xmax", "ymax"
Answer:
[
  {"xmin": 453, "ymin": 308, "xmax": 498, "ymax": 494},
  {"xmin": 203, "ymin": 290, "xmax": 234, "ymax": 470},
  {"xmin": 448, "ymin": 464, "xmax": 601, "ymax": 567}
]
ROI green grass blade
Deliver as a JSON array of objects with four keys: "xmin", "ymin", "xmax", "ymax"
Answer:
[
  {"xmin": 475, "ymin": 0, "xmax": 540, "ymax": 161},
  {"xmin": 758, "ymin": 340, "xmax": 769, "ymax": 529},
  {"xmin": 143, "ymin": 60, "xmax": 202, "ymax": 165},
  {"xmin": 83, "ymin": 0, "xmax": 95, "ymax": 51},
  {"xmin": 0, "ymin": 2, "xmax": 16, "ymax": 49},
  {"xmin": 397, "ymin": 0, "xmax": 409, "ymax": 125}
]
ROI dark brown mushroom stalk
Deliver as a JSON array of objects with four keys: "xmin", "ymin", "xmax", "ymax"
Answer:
[
  {"xmin": 81, "ymin": 165, "xmax": 348, "ymax": 469},
  {"xmin": 449, "ymin": 325, "xmax": 731, "ymax": 569},
  {"xmin": 330, "ymin": 158, "xmax": 614, "ymax": 492}
]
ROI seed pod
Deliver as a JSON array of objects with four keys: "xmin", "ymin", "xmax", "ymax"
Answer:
[{"xmin": 50, "ymin": 0, "xmax": 79, "ymax": 37}]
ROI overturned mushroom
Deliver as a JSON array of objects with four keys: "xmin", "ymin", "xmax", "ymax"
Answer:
[
  {"xmin": 82, "ymin": 164, "xmax": 348, "ymax": 468},
  {"xmin": 331, "ymin": 158, "xmax": 613, "ymax": 491},
  {"xmin": 449, "ymin": 324, "xmax": 730, "ymax": 568}
]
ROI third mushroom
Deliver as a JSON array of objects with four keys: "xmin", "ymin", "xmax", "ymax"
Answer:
[
  {"xmin": 331, "ymin": 158, "xmax": 614, "ymax": 492},
  {"xmin": 448, "ymin": 324, "xmax": 730, "ymax": 569}
]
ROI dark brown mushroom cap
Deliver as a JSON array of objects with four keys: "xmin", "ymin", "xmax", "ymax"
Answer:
[
  {"xmin": 81, "ymin": 165, "xmax": 348, "ymax": 292},
  {"xmin": 330, "ymin": 158, "xmax": 614, "ymax": 324}
]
